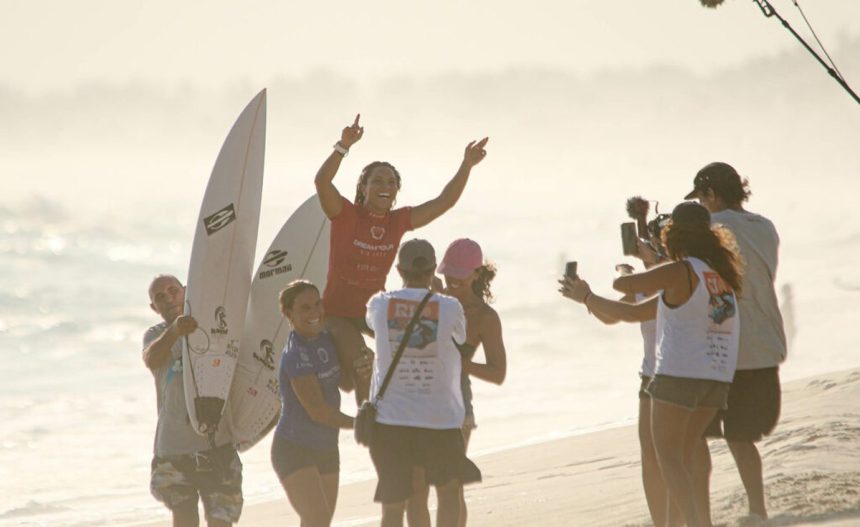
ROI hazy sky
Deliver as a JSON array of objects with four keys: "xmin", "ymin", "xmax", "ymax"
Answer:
[{"xmin": 4, "ymin": 0, "xmax": 860, "ymax": 92}]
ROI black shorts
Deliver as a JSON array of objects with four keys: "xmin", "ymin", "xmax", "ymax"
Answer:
[
  {"xmin": 638, "ymin": 376, "xmax": 653, "ymax": 400},
  {"xmin": 704, "ymin": 367, "xmax": 781, "ymax": 442},
  {"xmin": 370, "ymin": 423, "xmax": 482, "ymax": 504},
  {"xmin": 271, "ymin": 434, "xmax": 340, "ymax": 481}
]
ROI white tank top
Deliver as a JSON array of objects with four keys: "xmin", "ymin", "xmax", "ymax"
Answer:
[{"xmin": 655, "ymin": 257, "xmax": 740, "ymax": 382}]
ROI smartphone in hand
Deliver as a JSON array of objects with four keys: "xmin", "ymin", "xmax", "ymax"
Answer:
[
  {"xmin": 621, "ymin": 222, "xmax": 638, "ymax": 256},
  {"xmin": 565, "ymin": 261, "xmax": 578, "ymax": 279}
]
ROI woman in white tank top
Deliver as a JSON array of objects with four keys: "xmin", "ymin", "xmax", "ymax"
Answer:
[{"xmin": 560, "ymin": 202, "xmax": 743, "ymax": 527}]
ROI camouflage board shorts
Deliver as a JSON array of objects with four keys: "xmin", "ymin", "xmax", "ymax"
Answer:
[{"xmin": 150, "ymin": 444, "xmax": 243, "ymax": 523}]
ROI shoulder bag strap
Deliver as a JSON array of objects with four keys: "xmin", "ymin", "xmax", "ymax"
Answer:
[{"xmin": 374, "ymin": 290, "xmax": 434, "ymax": 403}]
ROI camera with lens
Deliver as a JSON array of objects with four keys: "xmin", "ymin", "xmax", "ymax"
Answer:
[{"xmin": 625, "ymin": 196, "xmax": 670, "ymax": 259}]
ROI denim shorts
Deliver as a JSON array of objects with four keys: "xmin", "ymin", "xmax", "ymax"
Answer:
[{"xmin": 646, "ymin": 374, "xmax": 731, "ymax": 410}]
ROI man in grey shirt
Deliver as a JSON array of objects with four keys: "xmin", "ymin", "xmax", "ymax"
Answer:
[
  {"xmin": 685, "ymin": 162, "xmax": 786, "ymax": 526},
  {"xmin": 143, "ymin": 274, "xmax": 242, "ymax": 526}
]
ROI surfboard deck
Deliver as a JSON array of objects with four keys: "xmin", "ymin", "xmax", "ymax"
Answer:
[
  {"xmin": 182, "ymin": 89, "xmax": 267, "ymax": 435},
  {"xmin": 228, "ymin": 195, "xmax": 331, "ymax": 451}
]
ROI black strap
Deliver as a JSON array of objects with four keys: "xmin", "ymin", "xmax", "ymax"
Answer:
[{"xmin": 374, "ymin": 291, "xmax": 434, "ymax": 403}]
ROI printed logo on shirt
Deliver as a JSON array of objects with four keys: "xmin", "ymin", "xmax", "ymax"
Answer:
[
  {"xmin": 253, "ymin": 339, "xmax": 276, "ymax": 371},
  {"xmin": 387, "ymin": 298, "xmax": 440, "ymax": 353},
  {"xmin": 203, "ymin": 204, "xmax": 237, "ymax": 235},
  {"xmin": 703, "ymin": 271, "xmax": 736, "ymax": 326},
  {"xmin": 317, "ymin": 347, "xmax": 330, "ymax": 364},
  {"xmin": 387, "ymin": 298, "xmax": 441, "ymax": 394},
  {"xmin": 370, "ymin": 226, "xmax": 386, "ymax": 240}
]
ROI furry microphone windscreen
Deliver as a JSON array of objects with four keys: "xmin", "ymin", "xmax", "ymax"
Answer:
[{"xmin": 700, "ymin": 0, "xmax": 726, "ymax": 7}]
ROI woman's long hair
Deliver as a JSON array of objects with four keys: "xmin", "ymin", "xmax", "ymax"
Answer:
[
  {"xmin": 662, "ymin": 222, "xmax": 744, "ymax": 295},
  {"xmin": 354, "ymin": 161, "xmax": 402, "ymax": 206},
  {"xmin": 471, "ymin": 263, "xmax": 497, "ymax": 303}
]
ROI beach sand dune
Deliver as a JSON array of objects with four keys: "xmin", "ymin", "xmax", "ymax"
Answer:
[{"xmin": 134, "ymin": 368, "xmax": 860, "ymax": 526}]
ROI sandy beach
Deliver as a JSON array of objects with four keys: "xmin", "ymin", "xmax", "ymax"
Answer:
[{"xmin": 132, "ymin": 367, "xmax": 860, "ymax": 527}]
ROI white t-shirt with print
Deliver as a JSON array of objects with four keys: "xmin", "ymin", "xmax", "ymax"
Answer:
[{"xmin": 366, "ymin": 287, "xmax": 466, "ymax": 429}]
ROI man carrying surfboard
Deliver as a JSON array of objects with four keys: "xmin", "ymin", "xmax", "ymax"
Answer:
[
  {"xmin": 143, "ymin": 274, "xmax": 243, "ymax": 527},
  {"xmin": 314, "ymin": 114, "xmax": 488, "ymax": 404}
]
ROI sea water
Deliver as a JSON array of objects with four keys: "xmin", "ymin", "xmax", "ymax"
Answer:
[{"xmin": 3, "ymin": 164, "xmax": 859, "ymax": 526}]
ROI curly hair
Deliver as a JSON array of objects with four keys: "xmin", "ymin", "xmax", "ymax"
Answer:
[
  {"xmin": 354, "ymin": 161, "xmax": 402, "ymax": 206},
  {"xmin": 661, "ymin": 222, "xmax": 744, "ymax": 295},
  {"xmin": 471, "ymin": 263, "xmax": 497, "ymax": 303},
  {"xmin": 278, "ymin": 280, "xmax": 320, "ymax": 316}
]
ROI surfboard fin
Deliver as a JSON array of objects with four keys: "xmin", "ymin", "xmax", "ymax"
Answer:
[{"xmin": 194, "ymin": 396, "xmax": 226, "ymax": 434}]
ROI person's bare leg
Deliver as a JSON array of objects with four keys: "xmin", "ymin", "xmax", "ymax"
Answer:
[
  {"xmin": 172, "ymin": 499, "xmax": 200, "ymax": 527},
  {"xmin": 320, "ymin": 473, "xmax": 340, "ymax": 525},
  {"xmin": 206, "ymin": 519, "xmax": 231, "ymax": 527},
  {"xmin": 651, "ymin": 400, "xmax": 700, "ymax": 527},
  {"xmin": 327, "ymin": 316, "xmax": 369, "ymax": 404},
  {"xmin": 435, "ymin": 479, "xmax": 462, "ymax": 527},
  {"xmin": 406, "ymin": 467, "xmax": 431, "ymax": 527},
  {"xmin": 639, "ymin": 398, "xmax": 668, "ymax": 527},
  {"xmin": 684, "ymin": 408, "xmax": 718, "ymax": 527},
  {"xmin": 458, "ymin": 426, "xmax": 473, "ymax": 527},
  {"xmin": 280, "ymin": 466, "xmax": 333, "ymax": 527},
  {"xmin": 727, "ymin": 441, "xmax": 767, "ymax": 519},
  {"xmin": 382, "ymin": 501, "xmax": 407, "ymax": 527}
]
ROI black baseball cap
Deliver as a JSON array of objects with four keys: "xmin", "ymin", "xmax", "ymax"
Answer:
[
  {"xmin": 684, "ymin": 162, "xmax": 743, "ymax": 200},
  {"xmin": 397, "ymin": 238, "xmax": 436, "ymax": 272}
]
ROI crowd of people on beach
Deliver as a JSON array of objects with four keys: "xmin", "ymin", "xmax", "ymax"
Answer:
[{"xmin": 141, "ymin": 116, "xmax": 785, "ymax": 527}]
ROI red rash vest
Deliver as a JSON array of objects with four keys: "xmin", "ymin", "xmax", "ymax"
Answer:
[{"xmin": 323, "ymin": 197, "xmax": 413, "ymax": 317}]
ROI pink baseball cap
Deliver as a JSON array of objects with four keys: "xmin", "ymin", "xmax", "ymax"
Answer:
[{"xmin": 437, "ymin": 238, "xmax": 483, "ymax": 279}]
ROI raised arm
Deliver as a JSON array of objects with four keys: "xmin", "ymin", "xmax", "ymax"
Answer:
[
  {"xmin": 560, "ymin": 276, "xmax": 658, "ymax": 323},
  {"xmin": 410, "ymin": 137, "xmax": 488, "ymax": 229},
  {"xmin": 464, "ymin": 308, "xmax": 507, "ymax": 385},
  {"xmin": 291, "ymin": 375, "xmax": 354, "ymax": 430},
  {"xmin": 315, "ymin": 114, "xmax": 364, "ymax": 219},
  {"xmin": 142, "ymin": 315, "xmax": 197, "ymax": 370}
]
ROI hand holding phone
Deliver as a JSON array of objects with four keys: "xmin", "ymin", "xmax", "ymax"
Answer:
[{"xmin": 621, "ymin": 222, "xmax": 638, "ymax": 256}]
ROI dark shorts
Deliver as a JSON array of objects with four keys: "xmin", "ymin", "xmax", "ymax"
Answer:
[
  {"xmin": 271, "ymin": 434, "xmax": 340, "ymax": 481},
  {"xmin": 150, "ymin": 444, "xmax": 243, "ymax": 523},
  {"xmin": 705, "ymin": 367, "xmax": 781, "ymax": 442},
  {"xmin": 646, "ymin": 374, "xmax": 731, "ymax": 410},
  {"xmin": 370, "ymin": 423, "xmax": 482, "ymax": 504},
  {"xmin": 638, "ymin": 376, "xmax": 653, "ymax": 400}
]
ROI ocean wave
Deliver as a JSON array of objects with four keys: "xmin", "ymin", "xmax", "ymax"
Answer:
[{"xmin": 0, "ymin": 500, "xmax": 70, "ymax": 519}]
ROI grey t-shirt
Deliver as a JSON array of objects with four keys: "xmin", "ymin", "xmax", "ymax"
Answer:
[
  {"xmin": 143, "ymin": 322, "xmax": 232, "ymax": 457},
  {"xmin": 712, "ymin": 209, "xmax": 787, "ymax": 369}
]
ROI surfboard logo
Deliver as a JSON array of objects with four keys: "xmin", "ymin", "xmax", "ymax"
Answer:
[
  {"xmin": 253, "ymin": 339, "xmax": 276, "ymax": 371},
  {"xmin": 264, "ymin": 250, "xmax": 288, "ymax": 267},
  {"xmin": 211, "ymin": 306, "xmax": 229, "ymax": 336},
  {"xmin": 259, "ymin": 249, "xmax": 293, "ymax": 280},
  {"xmin": 204, "ymin": 204, "xmax": 237, "ymax": 235},
  {"xmin": 370, "ymin": 226, "xmax": 386, "ymax": 240}
]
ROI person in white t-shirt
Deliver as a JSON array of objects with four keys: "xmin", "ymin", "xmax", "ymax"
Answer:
[
  {"xmin": 684, "ymin": 162, "xmax": 786, "ymax": 525},
  {"xmin": 366, "ymin": 238, "xmax": 481, "ymax": 527},
  {"xmin": 561, "ymin": 202, "xmax": 744, "ymax": 527}
]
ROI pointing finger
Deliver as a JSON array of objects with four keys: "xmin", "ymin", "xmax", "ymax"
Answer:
[{"xmin": 353, "ymin": 114, "xmax": 361, "ymax": 127}]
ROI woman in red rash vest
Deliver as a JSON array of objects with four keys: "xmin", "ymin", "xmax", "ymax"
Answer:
[{"xmin": 314, "ymin": 114, "xmax": 489, "ymax": 403}]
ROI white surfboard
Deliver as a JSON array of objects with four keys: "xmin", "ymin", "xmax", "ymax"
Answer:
[
  {"xmin": 183, "ymin": 90, "xmax": 267, "ymax": 436},
  {"xmin": 228, "ymin": 195, "xmax": 331, "ymax": 451}
]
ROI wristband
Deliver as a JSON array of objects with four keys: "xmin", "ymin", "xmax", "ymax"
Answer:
[
  {"xmin": 333, "ymin": 142, "xmax": 349, "ymax": 157},
  {"xmin": 583, "ymin": 292, "xmax": 593, "ymax": 314}
]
